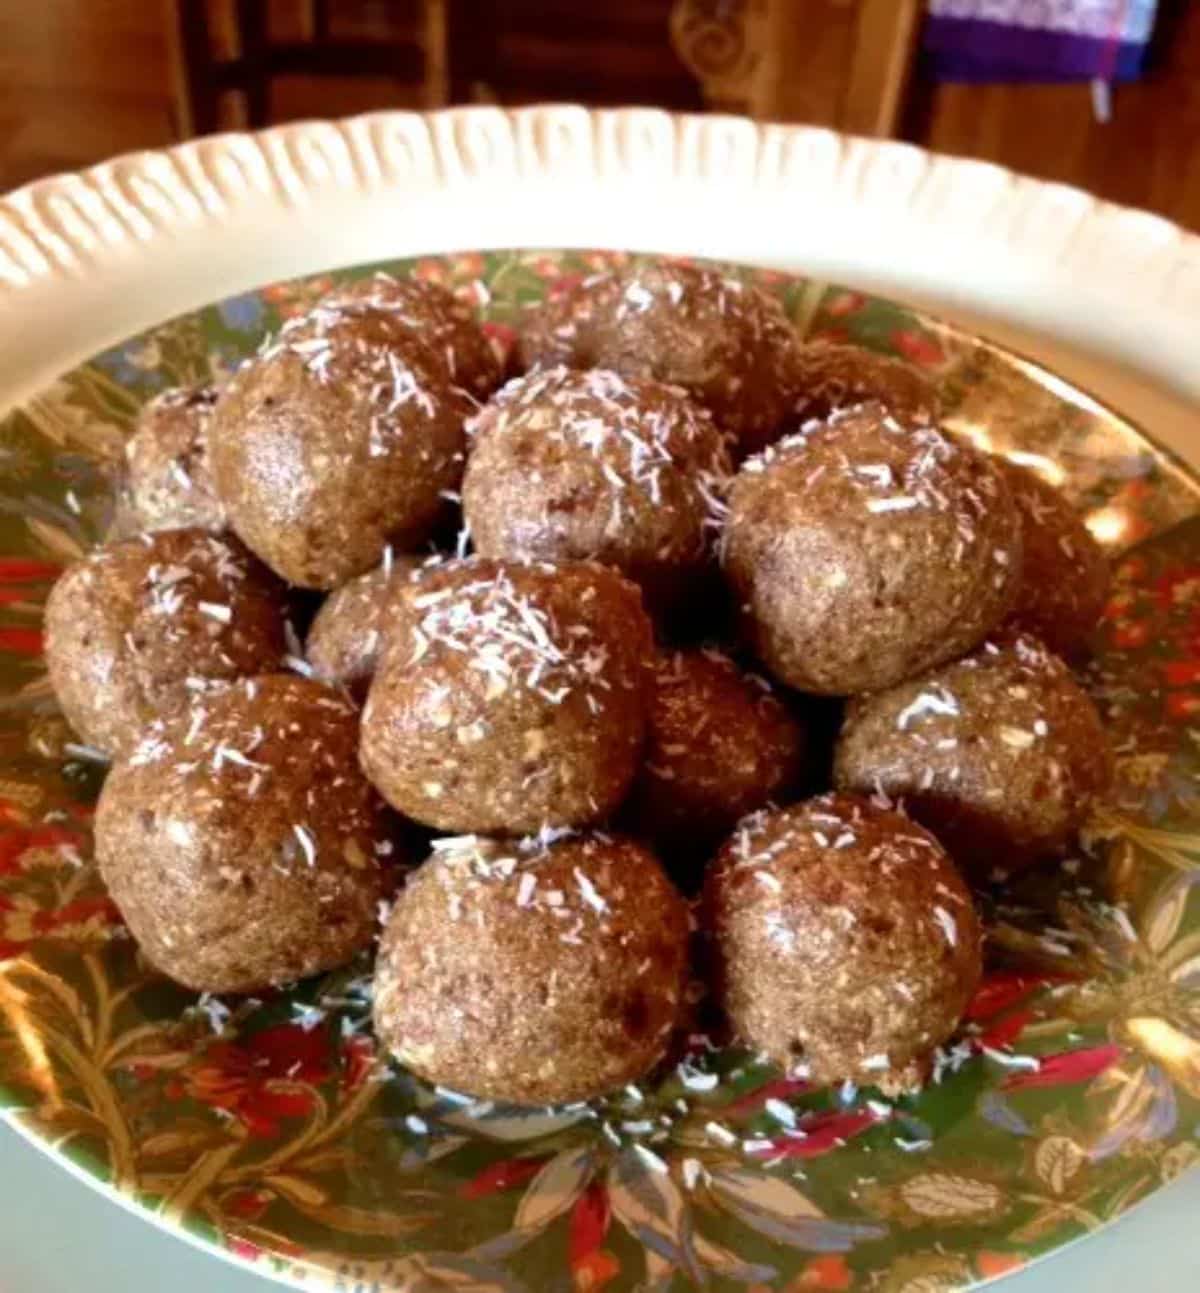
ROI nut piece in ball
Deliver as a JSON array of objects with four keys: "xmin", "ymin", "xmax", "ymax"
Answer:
[
  {"xmin": 834, "ymin": 633, "xmax": 1112, "ymax": 873},
  {"xmin": 705, "ymin": 794, "xmax": 981, "ymax": 1093},
  {"xmin": 305, "ymin": 552, "xmax": 423, "ymax": 692},
  {"xmin": 722, "ymin": 411, "xmax": 1022, "ymax": 694},
  {"xmin": 519, "ymin": 261, "xmax": 799, "ymax": 456},
  {"xmin": 360, "ymin": 558, "xmax": 653, "ymax": 834},
  {"xmin": 44, "ymin": 528, "xmax": 288, "ymax": 757},
  {"xmin": 124, "ymin": 384, "xmax": 225, "ymax": 532},
  {"xmin": 209, "ymin": 302, "xmax": 470, "ymax": 588},
  {"xmin": 324, "ymin": 272, "xmax": 502, "ymax": 398},
  {"xmin": 95, "ymin": 675, "xmax": 397, "ymax": 993},
  {"xmin": 463, "ymin": 368, "xmax": 731, "ymax": 610},
  {"xmin": 373, "ymin": 832, "xmax": 689, "ymax": 1103},
  {"xmin": 789, "ymin": 340, "xmax": 939, "ymax": 429},
  {"xmin": 998, "ymin": 458, "xmax": 1109, "ymax": 659},
  {"xmin": 624, "ymin": 648, "xmax": 807, "ymax": 869}
]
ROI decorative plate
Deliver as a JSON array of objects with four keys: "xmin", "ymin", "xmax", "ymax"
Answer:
[{"xmin": 1, "ymin": 249, "xmax": 1198, "ymax": 1293}]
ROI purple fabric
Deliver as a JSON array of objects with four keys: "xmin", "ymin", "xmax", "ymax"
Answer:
[{"xmin": 922, "ymin": 15, "xmax": 1151, "ymax": 81}]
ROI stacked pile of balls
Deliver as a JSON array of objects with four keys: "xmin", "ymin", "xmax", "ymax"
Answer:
[{"xmin": 44, "ymin": 262, "xmax": 1111, "ymax": 1103}]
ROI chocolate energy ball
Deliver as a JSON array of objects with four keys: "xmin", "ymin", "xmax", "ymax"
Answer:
[
  {"xmin": 95, "ymin": 675, "xmax": 395, "ymax": 993},
  {"xmin": 519, "ymin": 261, "xmax": 799, "ymax": 456},
  {"xmin": 360, "ymin": 558, "xmax": 653, "ymax": 834},
  {"xmin": 124, "ymin": 384, "xmax": 225, "ymax": 532},
  {"xmin": 324, "ymin": 272, "xmax": 502, "ymax": 399},
  {"xmin": 834, "ymin": 633, "xmax": 1112, "ymax": 873},
  {"xmin": 998, "ymin": 458, "xmax": 1110, "ymax": 659},
  {"xmin": 624, "ymin": 648, "xmax": 807, "ymax": 867},
  {"xmin": 463, "ymin": 367, "xmax": 731, "ymax": 610},
  {"xmin": 789, "ymin": 340, "xmax": 939, "ymax": 428},
  {"xmin": 722, "ymin": 410, "xmax": 1022, "ymax": 694},
  {"xmin": 705, "ymin": 794, "xmax": 982, "ymax": 1093},
  {"xmin": 44, "ymin": 528, "xmax": 288, "ymax": 757},
  {"xmin": 209, "ymin": 302, "xmax": 471, "ymax": 588},
  {"xmin": 305, "ymin": 552, "xmax": 423, "ymax": 693},
  {"xmin": 374, "ymin": 832, "xmax": 689, "ymax": 1103}
]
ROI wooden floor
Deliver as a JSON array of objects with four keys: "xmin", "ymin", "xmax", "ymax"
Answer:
[{"xmin": 1, "ymin": 0, "xmax": 1198, "ymax": 234}]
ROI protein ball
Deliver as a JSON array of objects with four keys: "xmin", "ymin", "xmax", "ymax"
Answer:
[
  {"xmin": 324, "ymin": 272, "xmax": 502, "ymax": 399},
  {"xmin": 834, "ymin": 633, "xmax": 1112, "ymax": 873},
  {"xmin": 463, "ymin": 367, "xmax": 731, "ymax": 611},
  {"xmin": 209, "ymin": 301, "xmax": 470, "ymax": 588},
  {"xmin": 788, "ymin": 340, "xmax": 939, "ymax": 428},
  {"xmin": 360, "ymin": 557, "xmax": 653, "ymax": 834},
  {"xmin": 305, "ymin": 552, "xmax": 423, "ymax": 693},
  {"xmin": 722, "ymin": 410, "xmax": 1022, "ymax": 694},
  {"xmin": 519, "ymin": 261, "xmax": 799, "ymax": 456},
  {"xmin": 44, "ymin": 528, "xmax": 287, "ymax": 757},
  {"xmin": 373, "ymin": 832, "xmax": 689, "ymax": 1103},
  {"xmin": 998, "ymin": 457, "xmax": 1110, "ymax": 659},
  {"xmin": 124, "ymin": 384, "xmax": 226, "ymax": 532},
  {"xmin": 95, "ymin": 675, "xmax": 397, "ymax": 993},
  {"xmin": 624, "ymin": 648, "xmax": 807, "ymax": 868},
  {"xmin": 705, "ymin": 794, "xmax": 982, "ymax": 1093}
]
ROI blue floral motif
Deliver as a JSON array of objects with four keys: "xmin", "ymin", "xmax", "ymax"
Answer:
[{"xmin": 216, "ymin": 292, "xmax": 266, "ymax": 334}]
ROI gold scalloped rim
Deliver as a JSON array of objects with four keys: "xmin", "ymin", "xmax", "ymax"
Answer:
[{"xmin": 1, "ymin": 106, "xmax": 1198, "ymax": 403}]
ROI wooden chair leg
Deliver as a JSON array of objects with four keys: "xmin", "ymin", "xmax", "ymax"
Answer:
[
  {"xmin": 842, "ymin": 0, "xmax": 923, "ymax": 138},
  {"xmin": 312, "ymin": 0, "xmax": 331, "ymax": 42},
  {"xmin": 235, "ymin": 0, "xmax": 270, "ymax": 128},
  {"xmin": 168, "ymin": 0, "xmax": 222, "ymax": 137},
  {"xmin": 423, "ymin": 0, "xmax": 450, "ymax": 108},
  {"xmin": 446, "ymin": 0, "xmax": 499, "ymax": 104}
]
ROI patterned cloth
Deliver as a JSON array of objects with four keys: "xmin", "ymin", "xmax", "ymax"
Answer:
[{"xmin": 923, "ymin": 0, "xmax": 1159, "ymax": 82}]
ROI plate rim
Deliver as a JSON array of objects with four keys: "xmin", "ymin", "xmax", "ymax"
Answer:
[{"xmin": 1, "ymin": 105, "xmax": 1198, "ymax": 418}]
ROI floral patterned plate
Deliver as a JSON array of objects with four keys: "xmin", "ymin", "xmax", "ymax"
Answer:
[{"xmin": 1, "ymin": 249, "xmax": 1198, "ymax": 1293}]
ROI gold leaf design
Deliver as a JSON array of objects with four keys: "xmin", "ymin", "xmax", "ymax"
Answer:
[
  {"xmin": 897, "ymin": 1173, "xmax": 1006, "ymax": 1223},
  {"xmin": 24, "ymin": 517, "xmax": 85, "ymax": 563},
  {"xmin": 1033, "ymin": 1137, "xmax": 1086, "ymax": 1196},
  {"xmin": 1124, "ymin": 1017, "xmax": 1200, "ymax": 1097},
  {"xmin": 876, "ymin": 1250, "xmax": 974, "ymax": 1293}
]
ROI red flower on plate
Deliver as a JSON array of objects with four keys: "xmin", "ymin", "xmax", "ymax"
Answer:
[
  {"xmin": 965, "ymin": 970, "xmax": 1075, "ymax": 1022},
  {"xmin": 811, "ymin": 325, "xmax": 850, "ymax": 346},
  {"xmin": 1164, "ymin": 660, "xmax": 1200, "ymax": 688},
  {"xmin": 523, "ymin": 254, "xmax": 563, "ymax": 281},
  {"xmin": 976, "ymin": 1251, "xmax": 1026, "ymax": 1280},
  {"xmin": 261, "ymin": 275, "xmax": 334, "ymax": 319},
  {"xmin": 824, "ymin": 291, "xmax": 866, "ymax": 319},
  {"xmin": 571, "ymin": 1183, "xmax": 617, "ymax": 1293},
  {"xmin": 0, "ymin": 891, "xmax": 121, "ymax": 958},
  {"xmin": 1001, "ymin": 1043, "xmax": 1123, "ymax": 1092},
  {"xmin": 0, "ymin": 823, "xmax": 87, "ymax": 876},
  {"xmin": 224, "ymin": 1188, "xmax": 272, "ymax": 1221},
  {"xmin": 891, "ymin": 328, "xmax": 945, "ymax": 368},
  {"xmin": 460, "ymin": 1156, "xmax": 548, "ymax": 1199},
  {"xmin": 449, "ymin": 251, "xmax": 486, "ymax": 279},
  {"xmin": 175, "ymin": 1023, "xmax": 331, "ymax": 1138},
  {"xmin": 745, "ymin": 1108, "xmax": 879, "ymax": 1160},
  {"xmin": 1112, "ymin": 621, "xmax": 1151, "ymax": 650},
  {"xmin": 1165, "ymin": 691, "xmax": 1200, "ymax": 722},
  {"xmin": 482, "ymin": 321, "xmax": 517, "ymax": 367},
  {"xmin": 722, "ymin": 1076, "xmax": 811, "ymax": 1119},
  {"xmin": 546, "ymin": 272, "xmax": 585, "ymax": 301},
  {"xmin": 0, "ymin": 559, "xmax": 61, "ymax": 583},
  {"xmin": 340, "ymin": 1033, "xmax": 377, "ymax": 1091},
  {"xmin": 412, "ymin": 258, "xmax": 448, "ymax": 285},
  {"xmin": 976, "ymin": 1007, "xmax": 1036, "ymax": 1052},
  {"xmin": 0, "ymin": 627, "xmax": 43, "ymax": 656},
  {"xmin": 787, "ymin": 1254, "xmax": 853, "ymax": 1290}
]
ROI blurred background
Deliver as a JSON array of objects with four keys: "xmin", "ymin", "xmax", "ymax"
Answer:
[{"xmin": 0, "ymin": 0, "xmax": 1196, "ymax": 229}]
